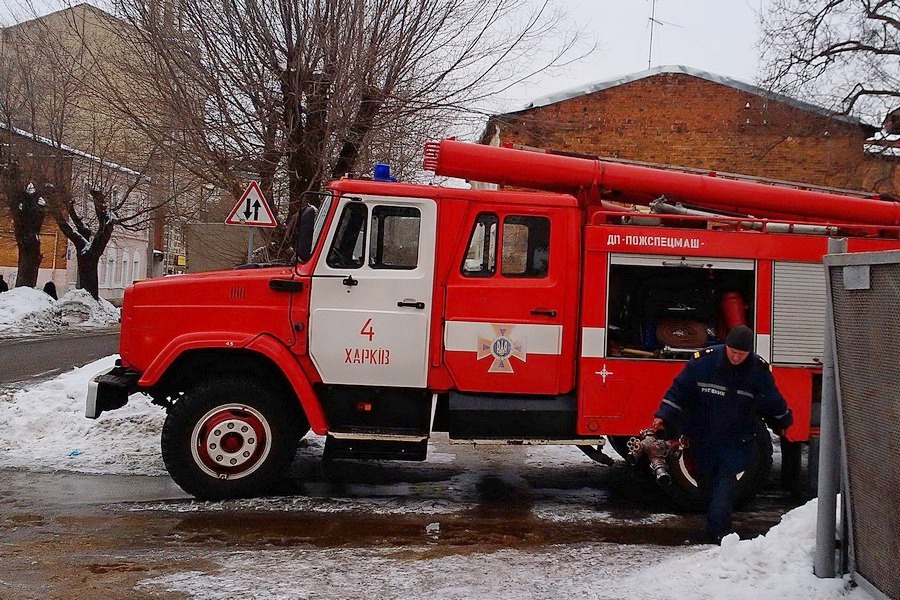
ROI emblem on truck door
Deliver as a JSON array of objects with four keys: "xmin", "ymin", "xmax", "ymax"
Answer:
[
  {"xmin": 596, "ymin": 364, "xmax": 614, "ymax": 383},
  {"xmin": 476, "ymin": 323, "xmax": 526, "ymax": 373}
]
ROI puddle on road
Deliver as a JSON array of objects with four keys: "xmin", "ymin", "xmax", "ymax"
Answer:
[
  {"xmin": 142, "ymin": 461, "xmax": 799, "ymax": 552},
  {"xmin": 1, "ymin": 446, "xmax": 804, "ymax": 559},
  {"xmin": 124, "ymin": 465, "xmax": 747, "ymax": 551},
  {"xmin": 157, "ymin": 502, "xmax": 701, "ymax": 553}
]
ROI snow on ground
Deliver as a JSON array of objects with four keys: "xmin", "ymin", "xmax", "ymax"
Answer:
[
  {"xmin": 0, "ymin": 355, "xmax": 165, "ymax": 475},
  {"xmin": 0, "ymin": 287, "xmax": 119, "ymax": 335},
  {"xmin": 0, "ymin": 360, "xmax": 860, "ymax": 599},
  {"xmin": 524, "ymin": 439, "xmax": 620, "ymax": 467},
  {"xmin": 137, "ymin": 499, "xmax": 861, "ymax": 600}
]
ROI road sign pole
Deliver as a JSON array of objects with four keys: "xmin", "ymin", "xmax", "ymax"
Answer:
[{"xmin": 247, "ymin": 227, "xmax": 254, "ymax": 263}]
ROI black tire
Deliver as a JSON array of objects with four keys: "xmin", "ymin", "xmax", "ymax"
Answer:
[
  {"xmin": 663, "ymin": 419, "xmax": 774, "ymax": 512},
  {"xmin": 161, "ymin": 376, "xmax": 304, "ymax": 500}
]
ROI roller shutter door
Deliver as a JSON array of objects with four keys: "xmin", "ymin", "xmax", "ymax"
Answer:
[{"xmin": 772, "ymin": 261, "xmax": 826, "ymax": 364}]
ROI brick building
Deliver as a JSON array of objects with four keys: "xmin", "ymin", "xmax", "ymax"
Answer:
[{"xmin": 483, "ymin": 65, "xmax": 898, "ymax": 196}]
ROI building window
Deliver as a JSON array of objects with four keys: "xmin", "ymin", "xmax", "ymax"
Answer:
[
  {"xmin": 105, "ymin": 251, "xmax": 116, "ymax": 288},
  {"xmin": 132, "ymin": 254, "xmax": 141, "ymax": 283},
  {"xmin": 121, "ymin": 251, "xmax": 130, "ymax": 286}
]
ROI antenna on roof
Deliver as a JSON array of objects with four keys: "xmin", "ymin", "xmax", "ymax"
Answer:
[
  {"xmin": 648, "ymin": 0, "xmax": 657, "ymax": 68},
  {"xmin": 647, "ymin": 0, "xmax": 682, "ymax": 69}
]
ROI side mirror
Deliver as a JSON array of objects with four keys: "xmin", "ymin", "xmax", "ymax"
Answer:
[{"xmin": 294, "ymin": 204, "xmax": 317, "ymax": 262}]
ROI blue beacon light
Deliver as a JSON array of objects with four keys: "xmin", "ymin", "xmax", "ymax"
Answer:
[{"xmin": 373, "ymin": 163, "xmax": 396, "ymax": 181}]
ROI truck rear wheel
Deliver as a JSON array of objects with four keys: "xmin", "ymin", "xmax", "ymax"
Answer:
[
  {"xmin": 663, "ymin": 420, "xmax": 773, "ymax": 511},
  {"xmin": 606, "ymin": 435, "xmax": 632, "ymax": 460},
  {"xmin": 161, "ymin": 376, "xmax": 302, "ymax": 500}
]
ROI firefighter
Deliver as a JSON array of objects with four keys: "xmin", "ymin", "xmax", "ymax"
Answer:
[{"xmin": 651, "ymin": 324, "xmax": 793, "ymax": 544}]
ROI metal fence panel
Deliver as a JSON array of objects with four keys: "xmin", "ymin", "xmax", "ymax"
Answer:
[{"xmin": 825, "ymin": 250, "xmax": 900, "ymax": 600}]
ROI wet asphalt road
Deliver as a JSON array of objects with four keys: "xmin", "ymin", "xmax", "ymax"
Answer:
[
  {"xmin": 0, "ymin": 436, "xmax": 807, "ymax": 599},
  {"xmin": 0, "ymin": 326, "xmax": 119, "ymax": 384}
]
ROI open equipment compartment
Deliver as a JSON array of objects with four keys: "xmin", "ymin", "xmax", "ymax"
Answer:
[{"xmin": 606, "ymin": 254, "xmax": 755, "ymax": 359}]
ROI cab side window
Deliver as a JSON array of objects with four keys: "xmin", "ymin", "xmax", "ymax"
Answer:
[
  {"xmin": 501, "ymin": 215, "xmax": 550, "ymax": 277},
  {"xmin": 461, "ymin": 213, "xmax": 498, "ymax": 276},
  {"xmin": 369, "ymin": 206, "xmax": 421, "ymax": 269},
  {"xmin": 327, "ymin": 202, "xmax": 367, "ymax": 269}
]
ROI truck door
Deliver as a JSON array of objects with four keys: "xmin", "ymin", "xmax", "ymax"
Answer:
[
  {"xmin": 308, "ymin": 194, "xmax": 436, "ymax": 387},
  {"xmin": 443, "ymin": 206, "xmax": 579, "ymax": 395}
]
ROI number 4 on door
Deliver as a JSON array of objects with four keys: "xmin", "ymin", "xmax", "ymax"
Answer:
[{"xmin": 360, "ymin": 317, "xmax": 375, "ymax": 341}]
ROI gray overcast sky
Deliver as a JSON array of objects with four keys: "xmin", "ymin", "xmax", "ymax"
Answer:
[
  {"xmin": 4, "ymin": 0, "xmax": 769, "ymax": 114},
  {"xmin": 494, "ymin": 0, "xmax": 767, "ymax": 112}
]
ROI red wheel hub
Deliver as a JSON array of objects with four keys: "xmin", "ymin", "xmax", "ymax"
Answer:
[{"xmin": 220, "ymin": 432, "xmax": 243, "ymax": 453}]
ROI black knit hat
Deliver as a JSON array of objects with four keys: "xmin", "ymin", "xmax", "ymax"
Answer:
[{"xmin": 725, "ymin": 325, "xmax": 754, "ymax": 352}]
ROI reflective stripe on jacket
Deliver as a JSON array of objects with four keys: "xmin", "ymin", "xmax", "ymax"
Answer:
[{"xmin": 654, "ymin": 345, "xmax": 793, "ymax": 446}]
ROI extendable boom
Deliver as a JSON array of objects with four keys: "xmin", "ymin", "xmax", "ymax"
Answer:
[{"xmin": 424, "ymin": 139, "xmax": 900, "ymax": 226}]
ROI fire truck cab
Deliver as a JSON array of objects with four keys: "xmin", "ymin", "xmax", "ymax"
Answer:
[{"xmin": 87, "ymin": 139, "xmax": 900, "ymax": 504}]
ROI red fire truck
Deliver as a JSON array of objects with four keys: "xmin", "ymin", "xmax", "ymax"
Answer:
[{"xmin": 87, "ymin": 139, "xmax": 900, "ymax": 505}]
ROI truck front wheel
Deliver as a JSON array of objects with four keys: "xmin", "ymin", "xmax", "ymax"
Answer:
[
  {"xmin": 161, "ymin": 376, "xmax": 301, "ymax": 500},
  {"xmin": 663, "ymin": 420, "xmax": 774, "ymax": 511}
]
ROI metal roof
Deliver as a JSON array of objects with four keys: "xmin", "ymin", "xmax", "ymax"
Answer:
[
  {"xmin": 516, "ymin": 65, "xmax": 871, "ymax": 129},
  {"xmin": 0, "ymin": 122, "xmax": 144, "ymax": 177}
]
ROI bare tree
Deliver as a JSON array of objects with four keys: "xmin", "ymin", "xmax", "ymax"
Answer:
[
  {"xmin": 48, "ymin": 155, "xmax": 155, "ymax": 298},
  {"xmin": 0, "ymin": 14, "xmax": 63, "ymax": 287},
  {"xmin": 1, "ymin": 3, "xmax": 173, "ymax": 297},
  {"xmin": 104, "ymin": 0, "xmax": 584, "ymax": 258},
  {"xmin": 760, "ymin": 0, "xmax": 899, "ymax": 122},
  {"xmin": 0, "ymin": 138, "xmax": 49, "ymax": 288}
]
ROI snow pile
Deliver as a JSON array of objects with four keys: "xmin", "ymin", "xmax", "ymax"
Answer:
[
  {"xmin": 0, "ymin": 286, "xmax": 119, "ymax": 334},
  {"xmin": 0, "ymin": 286, "xmax": 61, "ymax": 332},
  {"xmin": 138, "ymin": 499, "xmax": 862, "ymax": 600},
  {"xmin": 0, "ymin": 355, "xmax": 165, "ymax": 475},
  {"xmin": 57, "ymin": 289, "xmax": 120, "ymax": 326},
  {"xmin": 617, "ymin": 499, "xmax": 859, "ymax": 599}
]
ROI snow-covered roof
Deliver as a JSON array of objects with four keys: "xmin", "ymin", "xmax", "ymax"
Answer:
[
  {"xmin": 0, "ymin": 122, "xmax": 145, "ymax": 178},
  {"xmin": 518, "ymin": 65, "xmax": 871, "ymax": 129},
  {"xmin": 864, "ymin": 131, "xmax": 900, "ymax": 157}
]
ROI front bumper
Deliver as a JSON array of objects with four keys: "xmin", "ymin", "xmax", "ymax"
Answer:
[{"xmin": 85, "ymin": 365, "xmax": 141, "ymax": 419}]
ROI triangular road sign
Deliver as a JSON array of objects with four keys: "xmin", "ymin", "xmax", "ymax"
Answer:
[{"xmin": 225, "ymin": 181, "xmax": 277, "ymax": 228}]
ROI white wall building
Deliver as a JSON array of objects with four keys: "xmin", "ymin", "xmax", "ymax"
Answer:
[{"xmin": 1, "ymin": 124, "xmax": 152, "ymax": 305}]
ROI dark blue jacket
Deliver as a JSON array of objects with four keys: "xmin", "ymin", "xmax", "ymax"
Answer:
[{"xmin": 654, "ymin": 345, "xmax": 793, "ymax": 446}]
